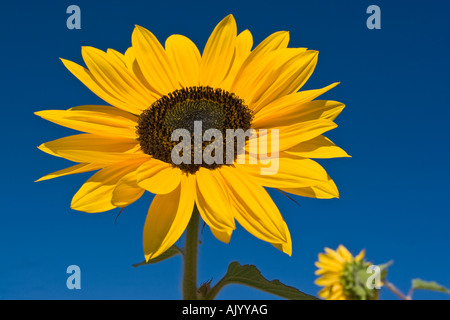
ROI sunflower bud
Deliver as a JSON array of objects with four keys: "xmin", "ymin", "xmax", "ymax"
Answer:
[{"xmin": 315, "ymin": 245, "xmax": 385, "ymax": 300}]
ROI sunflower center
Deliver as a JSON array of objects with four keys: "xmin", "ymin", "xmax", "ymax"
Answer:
[{"xmin": 137, "ymin": 86, "xmax": 253, "ymax": 174}]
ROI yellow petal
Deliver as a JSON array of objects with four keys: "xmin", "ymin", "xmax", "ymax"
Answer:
[
  {"xmin": 218, "ymin": 166, "xmax": 291, "ymax": 254},
  {"xmin": 315, "ymin": 261, "xmax": 343, "ymax": 273},
  {"xmin": 60, "ymin": 58, "xmax": 148, "ymax": 114},
  {"xmin": 236, "ymin": 158, "xmax": 330, "ymax": 189},
  {"xmin": 200, "ymin": 14, "xmax": 237, "ymax": 88},
  {"xmin": 315, "ymin": 266, "xmax": 339, "ymax": 276},
  {"xmin": 337, "ymin": 245, "xmax": 353, "ymax": 262},
  {"xmin": 250, "ymin": 50, "xmax": 319, "ymax": 113},
  {"xmin": 232, "ymin": 30, "xmax": 290, "ymax": 85},
  {"xmin": 37, "ymin": 134, "xmax": 140, "ymax": 165},
  {"xmin": 280, "ymin": 175, "xmax": 339, "ymax": 199},
  {"xmin": 318, "ymin": 284, "xmax": 346, "ymax": 300},
  {"xmin": 143, "ymin": 175, "xmax": 195, "ymax": 260},
  {"xmin": 132, "ymin": 25, "xmax": 180, "ymax": 95},
  {"xmin": 285, "ymin": 135, "xmax": 350, "ymax": 159},
  {"xmin": 271, "ymin": 227, "xmax": 292, "ymax": 256},
  {"xmin": 252, "ymin": 82, "xmax": 340, "ymax": 126},
  {"xmin": 317, "ymin": 253, "xmax": 345, "ymax": 270},
  {"xmin": 231, "ymin": 48, "xmax": 306, "ymax": 106},
  {"xmin": 276, "ymin": 119, "xmax": 338, "ymax": 151},
  {"xmin": 35, "ymin": 105, "xmax": 138, "ymax": 139},
  {"xmin": 81, "ymin": 46, "xmax": 157, "ymax": 113},
  {"xmin": 123, "ymin": 47, "xmax": 155, "ymax": 91},
  {"xmin": 255, "ymin": 100, "xmax": 345, "ymax": 129},
  {"xmin": 106, "ymin": 48, "xmax": 127, "ymax": 67},
  {"xmin": 38, "ymin": 133, "xmax": 139, "ymax": 157},
  {"xmin": 195, "ymin": 168, "xmax": 235, "ymax": 242},
  {"xmin": 318, "ymin": 287, "xmax": 332, "ymax": 299},
  {"xmin": 328, "ymin": 287, "xmax": 346, "ymax": 300},
  {"xmin": 257, "ymin": 82, "xmax": 340, "ymax": 118},
  {"xmin": 247, "ymin": 31, "xmax": 290, "ymax": 58},
  {"xmin": 136, "ymin": 159, "xmax": 182, "ymax": 194},
  {"xmin": 220, "ymin": 29, "xmax": 253, "ymax": 90},
  {"xmin": 124, "ymin": 47, "xmax": 135, "ymax": 69},
  {"xmin": 355, "ymin": 249, "xmax": 366, "ymax": 262},
  {"xmin": 325, "ymin": 247, "xmax": 347, "ymax": 263},
  {"xmin": 71, "ymin": 158, "xmax": 148, "ymax": 213},
  {"xmin": 210, "ymin": 228, "xmax": 233, "ymax": 244},
  {"xmin": 36, "ymin": 163, "xmax": 103, "ymax": 182},
  {"xmin": 248, "ymin": 119, "xmax": 337, "ymax": 153},
  {"xmin": 315, "ymin": 275, "xmax": 341, "ymax": 286},
  {"xmin": 165, "ymin": 35, "xmax": 201, "ymax": 87},
  {"xmin": 111, "ymin": 170, "xmax": 145, "ymax": 208}
]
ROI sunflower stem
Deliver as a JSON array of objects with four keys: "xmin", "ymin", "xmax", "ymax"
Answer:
[
  {"xmin": 384, "ymin": 279, "xmax": 410, "ymax": 300},
  {"xmin": 182, "ymin": 206, "xmax": 200, "ymax": 300}
]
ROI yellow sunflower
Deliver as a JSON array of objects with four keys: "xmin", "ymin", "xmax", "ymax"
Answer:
[
  {"xmin": 35, "ymin": 15, "xmax": 348, "ymax": 261},
  {"xmin": 315, "ymin": 245, "xmax": 382, "ymax": 300}
]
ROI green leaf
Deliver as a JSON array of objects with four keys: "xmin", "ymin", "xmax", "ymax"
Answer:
[
  {"xmin": 205, "ymin": 261, "xmax": 317, "ymax": 300},
  {"xmin": 411, "ymin": 279, "xmax": 450, "ymax": 294},
  {"xmin": 132, "ymin": 245, "xmax": 182, "ymax": 267}
]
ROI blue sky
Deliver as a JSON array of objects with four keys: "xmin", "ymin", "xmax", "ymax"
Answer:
[{"xmin": 0, "ymin": 0, "xmax": 449, "ymax": 299}]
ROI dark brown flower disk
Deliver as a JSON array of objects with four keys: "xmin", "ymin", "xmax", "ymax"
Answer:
[{"xmin": 137, "ymin": 86, "xmax": 253, "ymax": 174}]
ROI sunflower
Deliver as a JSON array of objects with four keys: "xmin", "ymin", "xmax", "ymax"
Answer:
[
  {"xmin": 35, "ymin": 15, "xmax": 348, "ymax": 261},
  {"xmin": 315, "ymin": 245, "xmax": 382, "ymax": 300}
]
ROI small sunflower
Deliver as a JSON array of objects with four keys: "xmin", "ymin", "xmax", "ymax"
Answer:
[
  {"xmin": 315, "ymin": 245, "xmax": 382, "ymax": 300},
  {"xmin": 36, "ymin": 15, "xmax": 348, "ymax": 261}
]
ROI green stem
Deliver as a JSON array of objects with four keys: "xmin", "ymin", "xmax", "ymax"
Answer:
[
  {"xmin": 205, "ymin": 277, "xmax": 227, "ymax": 300},
  {"xmin": 384, "ymin": 279, "xmax": 410, "ymax": 300},
  {"xmin": 182, "ymin": 206, "xmax": 200, "ymax": 300}
]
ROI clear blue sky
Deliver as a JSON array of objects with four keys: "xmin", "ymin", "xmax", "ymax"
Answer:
[{"xmin": 1, "ymin": 0, "xmax": 449, "ymax": 300}]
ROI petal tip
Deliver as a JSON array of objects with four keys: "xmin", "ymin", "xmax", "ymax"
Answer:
[
  {"xmin": 133, "ymin": 24, "xmax": 148, "ymax": 34},
  {"xmin": 80, "ymin": 45, "xmax": 93, "ymax": 53},
  {"xmin": 224, "ymin": 14, "xmax": 235, "ymax": 21}
]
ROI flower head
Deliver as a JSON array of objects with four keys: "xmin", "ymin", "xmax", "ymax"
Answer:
[
  {"xmin": 315, "ymin": 245, "xmax": 382, "ymax": 300},
  {"xmin": 36, "ymin": 15, "xmax": 348, "ymax": 261}
]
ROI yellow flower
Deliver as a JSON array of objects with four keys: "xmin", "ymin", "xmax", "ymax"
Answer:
[
  {"xmin": 35, "ymin": 15, "xmax": 348, "ymax": 261},
  {"xmin": 315, "ymin": 245, "xmax": 381, "ymax": 300}
]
